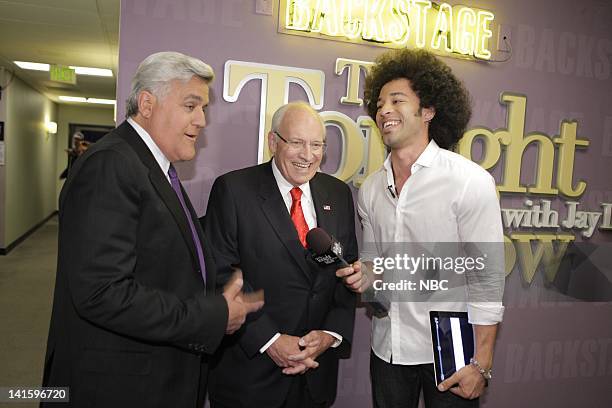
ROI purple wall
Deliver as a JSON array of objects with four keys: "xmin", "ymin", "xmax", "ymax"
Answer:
[{"xmin": 118, "ymin": 1, "xmax": 612, "ymax": 406}]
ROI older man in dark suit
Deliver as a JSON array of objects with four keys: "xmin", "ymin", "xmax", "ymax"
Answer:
[
  {"xmin": 204, "ymin": 102, "xmax": 358, "ymax": 408},
  {"xmin": 42, "ymin": 51, "xmax": 262, "ymax": 407}
]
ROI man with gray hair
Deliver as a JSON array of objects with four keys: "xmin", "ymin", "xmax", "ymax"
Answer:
[
  {"xmin": 42, "ymin": 51, "xmax": 262, "ymax": 407},
  {"xmin": 203, "ymin": 101, "xmax": 358, "ymax": 408}
]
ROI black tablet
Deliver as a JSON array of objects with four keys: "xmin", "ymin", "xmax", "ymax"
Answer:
[{"xmin": 429, "ymin": 311, "xmax": 474, "ymax": 385}]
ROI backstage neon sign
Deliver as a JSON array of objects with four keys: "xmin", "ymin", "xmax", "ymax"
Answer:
[{"xmin": 280, "ymin": 0, "xmax": 494, "ymax": 60}]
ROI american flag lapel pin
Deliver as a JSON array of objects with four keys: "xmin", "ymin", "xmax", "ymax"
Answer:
[{"xmin": 323, "ymin": 204, "xmax": 331, "ymax": 211}]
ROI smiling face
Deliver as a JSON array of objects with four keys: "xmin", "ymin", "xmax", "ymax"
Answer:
[
  {"xmin": 140, "ymin": 75, "xmax": 209, "ymax": 162},
  {"xmin": 376, "ymin": 78, "xmax": 434, "ymax": 151},
  {"xmin": 268, "ymin": 106, "xmax": 325, "ymax": 187}
]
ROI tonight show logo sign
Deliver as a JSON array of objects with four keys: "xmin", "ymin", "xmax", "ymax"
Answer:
[{"xmin": 222, "ymin": 57, "xmax": 611, "ymax": 285}]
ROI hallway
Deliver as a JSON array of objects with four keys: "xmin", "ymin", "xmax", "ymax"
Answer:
[{"xmin": 0, "ymin": 217, "xmax": 57, "ymax": 407}]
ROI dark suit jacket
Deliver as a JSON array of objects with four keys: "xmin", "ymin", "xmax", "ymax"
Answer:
[
  {"xmin": 203, "ymin": 162, "xmax": 358, "ymax": 408},
  {"xmin": 42, "ymin": 121, "xmax": 228, "ymax": 408}
]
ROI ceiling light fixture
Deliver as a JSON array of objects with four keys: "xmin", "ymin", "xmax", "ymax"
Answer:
[
  {"xmin": 69, "ymin": 66, "xmax": 113, "ymax": 77},
  {"xmin": 59, "ymin": 96, "xmax": 87, "ymax": 103},
  {"xmin": 59, "ymin": 96, "xmax": 116, "ymax": 105},
  {"xmin": 87, "ymin": 98, "xmax": 116, "ymax": 105},
  {"xmin": 14, "ymin": 61, "xmax": 50, "ymax": 71},
  {"xmin": 14, "ymin": 61, "xmax": 113, "ymax": 77}
]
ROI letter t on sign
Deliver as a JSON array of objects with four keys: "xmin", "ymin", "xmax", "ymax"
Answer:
[
  {"xmin": 223, "ymin": 60, "xmax": 325, "ymax": 163},
  {"xmin": 335, "ymin": 58, "xmax": 374, "ymax": 106}
]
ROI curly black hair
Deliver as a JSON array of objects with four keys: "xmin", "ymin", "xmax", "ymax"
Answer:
[{"xmin": 364, "ymin": 49, "xmax": 472, "ymax": 150}]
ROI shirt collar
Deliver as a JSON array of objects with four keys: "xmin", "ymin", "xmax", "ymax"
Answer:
[
  {"xmin": 415, "ymin": 139, "xmax": 440, "ymax": 168},
  {"xmin": 127, "ymin": 117, "xmax": 171, "ymax": 179},
  {"xmin": 382, "ymin": 139, "xmax": 441, "ymax": 189},
  {"xmin": 271, "ymin": 158, "xmax": 313, "ymax": 202}
]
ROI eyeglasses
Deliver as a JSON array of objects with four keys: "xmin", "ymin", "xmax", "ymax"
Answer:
[{"xmin": 273, "ymin": 131, "xmax": 327, "ymax": 153}]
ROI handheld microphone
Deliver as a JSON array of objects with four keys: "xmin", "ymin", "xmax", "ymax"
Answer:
[
  {"xmin": 306, "ymin": 228, "xmax": 389, "ymax": 314},
  {"xmin": 306, "ymin": 228, "xmax": 350, "ymax": 267}
]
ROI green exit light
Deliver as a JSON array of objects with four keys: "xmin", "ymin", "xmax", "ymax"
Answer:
[{"xmin": 50, "ymin": 65, "xmax": 76, "ymax": 84}]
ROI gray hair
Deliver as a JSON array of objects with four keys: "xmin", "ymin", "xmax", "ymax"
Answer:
[
  {"xmin": 270, "ymin": 101, "xmax": 325, "ymax": 138},
  {"xmin": 126, "ymin": 51, "xmax": 214, "ymax": 118}
]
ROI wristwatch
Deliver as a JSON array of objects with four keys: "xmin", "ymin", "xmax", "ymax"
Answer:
[{"xmin": 470, "ymin": 357, "xmax": 492, "ymax": 380}]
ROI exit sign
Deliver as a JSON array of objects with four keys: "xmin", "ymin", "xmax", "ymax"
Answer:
[{"xmin": 50, "ymin": 65, "xmax": 76, "ymax": 84}]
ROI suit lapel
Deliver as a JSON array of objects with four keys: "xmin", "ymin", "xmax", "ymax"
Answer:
[
  {"xmin": 118, "ymin": 122, "xmax": 201, "ymax": 273},
  {"xmin": 258, "ymin": 162, "xmax": 312, "ymax": 280},
  {"xmin": 311, "ymin": 173, "xmax": 337, "ymax": 238}
]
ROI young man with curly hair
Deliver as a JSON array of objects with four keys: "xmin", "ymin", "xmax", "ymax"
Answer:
[{"xmin": 337, "ymin": 49, "xmax": 505, "ymax": 408}]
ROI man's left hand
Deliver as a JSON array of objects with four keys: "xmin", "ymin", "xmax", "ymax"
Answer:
[
  {"xmin": 437, "ymin": 364, "xmax": 486, "ymax": 400},
  {"xmin": 284, "ymin": 330, "xmax": 335, "ymax": 375}
]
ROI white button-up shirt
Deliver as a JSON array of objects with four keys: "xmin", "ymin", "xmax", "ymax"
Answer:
[{"xmin": 359, "ymin": 140, "xmax": 505, "ymax": 365}]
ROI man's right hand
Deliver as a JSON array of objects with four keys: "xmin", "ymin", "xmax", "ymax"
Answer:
[
  {"xmin": 222, "ymin": 270, "xmax": 264, "ymax": 334},
  {"xmin": 336, "ymin": 260, "xmax": 370, "ymax": 294},
  {"xmin": 267, "ymin": 334, "xmax": 318, "ymax": 374}
]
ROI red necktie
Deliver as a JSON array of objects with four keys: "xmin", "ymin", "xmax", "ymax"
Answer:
[{"xmin": 290, "ymin": 187, "xmax": 309, "ymax": 247}]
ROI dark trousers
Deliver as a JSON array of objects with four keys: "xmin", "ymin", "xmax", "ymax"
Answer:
[
  {"xmin": 370, "ymin": 352, "xmax": 479, "ymax": 408},
  {"xmin": 282, "ymin": 375, "xmax": 329, "ymax": 408},
  {"xmin": 210, "ymin": 375, "xmax": 328, "ymax": 408}
]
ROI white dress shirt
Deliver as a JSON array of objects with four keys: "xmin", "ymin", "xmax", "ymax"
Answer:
[
  {"xmin": 359, "ymin": 140, "xmax": 505, "ymax": 365},
  {"xmin": 127, "ymin": 117, "xmax": 171, "ymax": 184},
  {"xmin": 271, "ymin": 158, "xmax": 318, "ymax": 229},
  {"xmin": 259, "ymin": 159, "xmax": 342, "ymax": 353}
]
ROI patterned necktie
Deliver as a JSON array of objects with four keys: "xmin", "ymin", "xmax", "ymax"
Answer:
[
  {"xmin": 290, "ymin": 187, "xmax": 309, "ymax": 247},
  {"xmin": 168, "ymin": 165, "xmax": 206, "ymax": 284}
]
